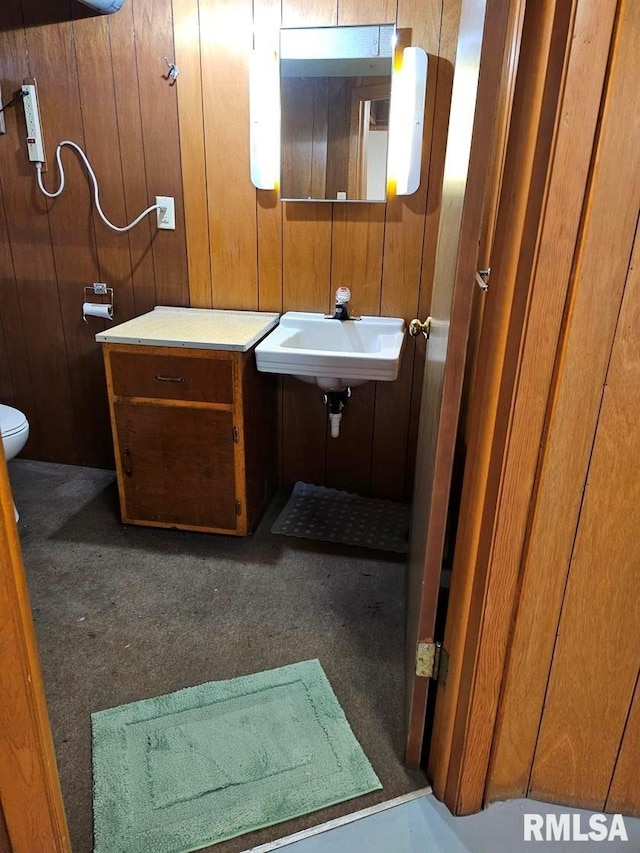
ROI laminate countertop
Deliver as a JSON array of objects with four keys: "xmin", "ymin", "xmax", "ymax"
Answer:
[{"xmin": 95, "ymin": 306, "xmax": 280, "ymax": 352}]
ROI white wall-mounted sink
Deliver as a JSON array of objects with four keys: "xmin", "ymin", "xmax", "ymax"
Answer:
[{"xmin": 255, "ymin": 311, "xmax": 406, "ymax": 391}]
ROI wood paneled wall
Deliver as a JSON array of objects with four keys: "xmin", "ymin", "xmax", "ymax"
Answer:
[
  {"xmin": 486, "ymin": 0, "xmax": 640, "ymax": 812},
  {"xmin": 0, "ymin": 0, "xmax": 189, "ymax": 467},
  {"xmin": 0, "ymin": 0, "xmax": 459, "ymax": 499}
]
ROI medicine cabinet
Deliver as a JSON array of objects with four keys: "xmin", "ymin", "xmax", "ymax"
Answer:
[{"xmin": 249, "ymin": 24, "xmax": 427, "ymax": 201}]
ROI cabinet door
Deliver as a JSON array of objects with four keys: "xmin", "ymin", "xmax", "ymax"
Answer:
[{"xmin": 114, "ymin": 401, "xmax": 237, "ymax": 531}]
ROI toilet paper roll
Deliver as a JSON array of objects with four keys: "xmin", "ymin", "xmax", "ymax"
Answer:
[{"xmin": 83, "ymin": 302, "xmax": 113, "ymax": 321}]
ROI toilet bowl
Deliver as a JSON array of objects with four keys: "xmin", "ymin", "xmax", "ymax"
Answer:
[{"xmin": 0, "ymin": 404, "xmax": 30, "ymax": 521}]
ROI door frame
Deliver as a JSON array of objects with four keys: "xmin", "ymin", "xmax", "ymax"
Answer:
[
  {"xmin": 428, "ymin": 0, "xmax": 620, "ymax": 815},
  {"xmin": 0, "ymin": 446, "xmax": 70, "ymax": 852}
]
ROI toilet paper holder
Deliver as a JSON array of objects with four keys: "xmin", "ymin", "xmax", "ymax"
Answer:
[{"xmin": 83, "ymin": 283, "xmax": 114, "ymax": 322}]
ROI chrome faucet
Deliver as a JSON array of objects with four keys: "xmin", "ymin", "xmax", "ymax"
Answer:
[{"xmin": 328, "ymin": 287, "xmax": 358, "ymax": 321}]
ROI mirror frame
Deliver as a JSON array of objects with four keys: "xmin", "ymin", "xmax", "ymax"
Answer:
[{"xmin": 249, "ymin": 25, "xmax": 428, "ymax": 202}]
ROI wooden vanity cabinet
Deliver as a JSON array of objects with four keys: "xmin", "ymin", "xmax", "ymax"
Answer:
[{"xmin": 102, "ymin": 343, "xmax": 277, "ymax": 535}]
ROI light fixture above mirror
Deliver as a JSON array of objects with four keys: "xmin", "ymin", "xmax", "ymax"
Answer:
[{"xmin": 249, "ymin": 24, "xmax": 427, "ymax": 202}]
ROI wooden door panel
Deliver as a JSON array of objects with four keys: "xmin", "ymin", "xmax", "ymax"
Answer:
[
  {"xmin": 405, "ymin": 0, "xmax": 514, "ymax": 765},
  {"xmin": 115, "ymin": 402, "xmax": 237, "ymax": 531},
  {"xmin": 529, "ymin": 222, "xmax": 640, "ymax": 809}
]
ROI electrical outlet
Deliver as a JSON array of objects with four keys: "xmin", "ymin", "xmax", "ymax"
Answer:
[{"xmin": 156, "ymin": 196, "xmax": 175, "ymax": 230}]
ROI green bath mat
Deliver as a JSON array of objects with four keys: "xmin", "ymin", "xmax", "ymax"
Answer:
[{"xmin": 92, "ymin": 659, "xmax": 381, "ymax": 853}]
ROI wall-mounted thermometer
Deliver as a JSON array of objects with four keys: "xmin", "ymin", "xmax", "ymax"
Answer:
[{"xmin": 21, "ymin": 81, "xmax": 46, "ymax": 165}]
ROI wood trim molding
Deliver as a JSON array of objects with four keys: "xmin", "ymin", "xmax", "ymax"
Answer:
[
  {"xmin": 0, "ymin": 449, "xmax": 70, "ymax": 852},
  {"xmin": 428, "ymin": 0, "xmax": 617, "ymax": 814}
]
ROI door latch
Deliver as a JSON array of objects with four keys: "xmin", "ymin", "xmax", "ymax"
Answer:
[{"xmin": 475, "ymin": 268, "xmax": 491, "ymax": 292}]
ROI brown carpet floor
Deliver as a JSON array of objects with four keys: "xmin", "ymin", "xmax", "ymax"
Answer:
[{"xmin": 11, "ymin": 459, "xmax": 426, "ymax": 853}]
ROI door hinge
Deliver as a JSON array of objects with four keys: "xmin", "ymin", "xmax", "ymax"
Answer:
[
  {"xmin": 416, "ymin": 641, "xmax": 449, "ymax": 685},
  {"xmin": 235, "ymin": 500, "xmax": 242, "ymax": 516},
  {"xmin": 232, "ymin": 425, "xmax": 239, "ymax": 443}
]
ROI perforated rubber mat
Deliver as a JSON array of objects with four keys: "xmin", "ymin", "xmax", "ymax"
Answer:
[{"xmin": 271, "ymin": 482, "xmax": 410, "ymax": 553}]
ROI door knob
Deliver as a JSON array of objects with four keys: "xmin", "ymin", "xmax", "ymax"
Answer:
[{"xmin": 409, "ymin": 317, "xmax": 432, "ymax": 339}]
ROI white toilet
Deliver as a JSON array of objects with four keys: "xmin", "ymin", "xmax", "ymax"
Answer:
[{"xmin": 0, "ymin": 404, "xmax": 30, "ymax": 521}]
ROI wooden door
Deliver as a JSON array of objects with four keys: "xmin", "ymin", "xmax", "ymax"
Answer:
[
  {"xmin": 528, "ymin": 219, "xmax": 640, "ymax": 811},
  {"xmin": 0, "ymin": 445, "xmax": 70, "ymax": 851},
  {"xmin": 114, "ymin": 401, "xmax": 237, "ymax": 531},
  {"xmin": 405, "ymin": 0, "xmax": 517, "ymax": 765}
]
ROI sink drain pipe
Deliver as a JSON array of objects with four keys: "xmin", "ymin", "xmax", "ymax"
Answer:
[{"xmin": 323, "ymin": 389, "xmax": 351, "ymax": 438}]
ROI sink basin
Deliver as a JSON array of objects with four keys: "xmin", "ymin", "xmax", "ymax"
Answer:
[{"xmin": 255, "ymin": 311, "xmax": 406, "ymax": 391}]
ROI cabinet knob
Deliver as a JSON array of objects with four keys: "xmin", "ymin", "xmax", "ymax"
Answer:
[{"xmin": 123, "ymin": 446, "xmax": 132, "ymax": 477}]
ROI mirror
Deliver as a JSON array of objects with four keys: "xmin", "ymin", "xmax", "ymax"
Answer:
[{"xmin": 279, "ymin": 24, "xmax": 395, "ymax": 203}]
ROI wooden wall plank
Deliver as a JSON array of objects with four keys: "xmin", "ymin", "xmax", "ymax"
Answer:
[
  {"xmin": 200, "ymin": 0, "xmax": 258, "ymax": 310},
  {"xmin": 607, "ymin": 675, "xmax": 640, "ymax": 814},
  {"xmin": 132, "ymin": 0, "xmax": 189, "ymax": 307},
  {"xmin": 529, "ymin": 218, "xmax": 640, "ymax": 808},
  {"xmin": 281, "ymin": 378, "xmax": 328, "ymax": 488},
  {"xmin": 257, "ymin": 189, "xmax": 283, "ymax": 313},
  {"xmin": 282, "ymin": 204, "xmax": 333, "ymax": 312},
  {"xmin": 487, "ymin": 0, "xmax": 640, "ymax": 801},
  {"xmin": 0, "ymin": 1, "xmax": 79, "ymax": 464},
  {"xmin": 0, "ymin": 182, "xmax": 29, "ymax": 417},
  {"xmin": 108, "ymin": 2, "xmax": 158, "ymax": 317},
  {"xmin": 325, "ymin": 383, "xmax": 376, "ymax": 493},
  {"xmin": 338, "ymin": 0, "xmax": 397, "ymax": 24},
  {"xmin": 331, "ymin": 205, "xmax": 385, "ymax": 315},
  {"xmin": 173, "ymin": 0, "xmax": 213, "ymax": 308},
  {"xmin": 281, "ymin": 0, "xmax": 338, "ymax": 27},
  {"xmin": 0, "ymin": 185, "xmax": 18, "ymax": 404}
]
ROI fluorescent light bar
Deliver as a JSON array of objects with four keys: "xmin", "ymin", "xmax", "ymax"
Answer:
[
  {"xmin": 249, "ymin": 48, "xmax": 280, "ymax": 190},
  {"xmin": 387, "ymin": 47, "xmax": 428, "ymax": 196}
]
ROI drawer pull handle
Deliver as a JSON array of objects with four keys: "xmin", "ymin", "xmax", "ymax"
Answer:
[
  {"xmin": 154, "ymin": 374, "xmax": 187, "ymax": 383},
  {"xmin": 123, "ymin": 446, "xmax": 132, "ymax": 477}
]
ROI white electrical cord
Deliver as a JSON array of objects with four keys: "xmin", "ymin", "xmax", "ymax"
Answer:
[{"xmin": 35, "ymin": 140, "xmax": 160, "ymax": 233}]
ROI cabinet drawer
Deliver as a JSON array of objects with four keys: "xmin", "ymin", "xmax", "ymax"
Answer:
[{"xmin": 109, "ymin": 349, "xmax": 233, "ymax": 404}]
